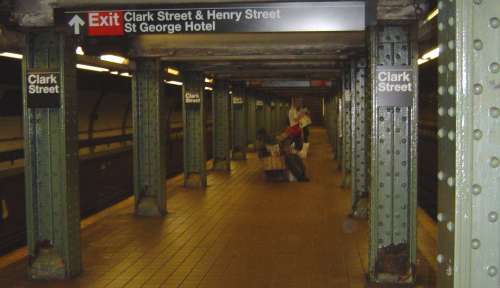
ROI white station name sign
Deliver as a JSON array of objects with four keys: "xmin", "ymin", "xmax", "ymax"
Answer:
[
  {"xmin": 375, "ymin": 67, "xmax": 414, "ymax": 106},
  {"xmin": 27, "ymin": 72, "xmax": 61, "ymax": 108},
  {"xmin": 185, "ymin": 92, "xmax": 201, "ymax": 104},
  {"xmin": 60, "ymin": 2, "xmax": 365, "ymax": 36}
]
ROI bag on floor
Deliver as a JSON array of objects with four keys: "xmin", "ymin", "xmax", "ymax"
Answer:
[{"xmin": 285, "ymin": 154, "xmax": 308, "ymax": 182}]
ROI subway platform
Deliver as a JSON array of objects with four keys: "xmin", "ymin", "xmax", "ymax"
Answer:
[{"xmin": 0, "ymin": 128, "xmax": 436, "ymax": 288}]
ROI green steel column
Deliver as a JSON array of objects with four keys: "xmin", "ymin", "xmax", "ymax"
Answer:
[
  {"xmin": 368, "ymin": 24, "xmax": 418, "ymax": 284},
  {"xmin": 183, "ymin": 72, "xmax": 207, "ymax": 187},
  {"xmin": 334, "ymin": 90, "xmax": 343, "ymax": 164},
  {"xmin": 351, "ymin": 57, "xmax": 368, "ymax": 217},
  {"xmin": 132, "ymin": 58, "xmax": 166, "ymax": 217},
  {"xmin": 23, "ymin": 30, "xmax": 80, "ymax": 279},
  {"xmin": 270, "ymin": 101, "xmax": 278, "ymax": 134},
  {"xmin": 437, "ymin": 1, "xmax": 500, "ymax": 287},
  {"xmin": 341, "ymin": 65, "xmax": 352, "ymax": 188},
  {"xmin": 212, "ymin": 80, "xmax": 231, "ymax": 171},
  {"xmin": 264, "ymin": 97, "xmax": 272, "ymax": 134},
  {"xmin": 246, "ymin": 91, "xmax": 257, "ymax": 151},
  {"xmin": 256, "ymin": 97, "xmax": 265, "ymax": 132},
  {"xmin": 231, "ymin": 84, "xmax": 247, "ymax": 160}
]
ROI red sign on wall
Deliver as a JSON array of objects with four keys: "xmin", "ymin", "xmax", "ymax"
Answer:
[{"xmin": 87, "ymin": 11, "xmax": 124, "ymax": 36}]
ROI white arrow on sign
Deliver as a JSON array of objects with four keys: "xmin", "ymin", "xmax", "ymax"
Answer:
[{"xmin": 68, "ymin": 15, "xmax": 85, "ymax": 35}]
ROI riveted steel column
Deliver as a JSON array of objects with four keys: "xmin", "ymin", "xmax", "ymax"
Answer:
[
  {"xmin": 368, "ymin": 24, "xmax": 418, "ymax": 284},
  {"xmin": 132, "ymin": 58, "xmax": 166, "ymax": 216},
  {"xmin": 341, "ymin": 65, "xmax": 352, "ymax": 188},
  {"xmin": 246, "ymin": 91, "xmax": 257, "ymax": 151},
  {"xmin": 336, "ymin": 95, "xmax": 343, "ymax": 165},
  {"xmin": 437, "ymin": 1, "xmax": 500, "ymax": 287},
  {"xmin": 256, "ymin": 96, "xmax": 265, "ymax": 132},
  {"xmin": 231, "ymin": 84, "xmax": 247, "ymax": 160},
  {"xmin": 23, "ymin": 30, "xmax": 80, "ymax": 279},
  {"xmin": 351, "ymin": 58, "xmax": 369, "ymax": 216},
  {"xmin": 212, "ymin": 80, "xmax": 230, "ymax": 171},
  {"xmin": 264, "ymin": 97, "xmax": 272, "ymax": 133},
  {"xmin": 183, "ymin": 72, "xmax": 206, "ymax": 187}
]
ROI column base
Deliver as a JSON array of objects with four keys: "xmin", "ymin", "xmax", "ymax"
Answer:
[
  {"xmin": 184, "ymin": 173, "xmax": 207, "ymax": 188},
  {"xmin": 232, "ymin": 151, "xmax": 247, "ymax": 160},
  {"xmin": 29, "ymin": 247, "xmax": 68, "ymax": 280},
  {"xmin": 213, "ymin": 160, "xmax": 230, "ymax": 172},
  {"xmin": 136, "ymin": 197, "xmax": 165, "ymax": 217}
]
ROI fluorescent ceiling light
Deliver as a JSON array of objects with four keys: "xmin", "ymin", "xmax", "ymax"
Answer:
[
  {"xmin": 204, "ymin": 86, "xmax": 213, "ymax": 91},
  {"xmin": 417, "ymin": 58, "xmax": 429, "ymax": 65},
  {"xmin": 76, "ymin": 46, "xmax": 84, "ymax": 55},
  {"xmin": 205, "ymin": 77, "xmax": 213, "ymax": 84},
  {"xmin": 425, "ymin": 8, "xmax": 439, "ymax": 23},
  {"xmin": 76, "ymin": 64, "xmax": 109, "ymax": 72},
  {"xmin": 110, "ymin": 71, "xmax": 119, "ymax": 75},
  {"xmin": 422, "ymin": 47, "xmax": 440, "ymax": 60},
  {"xmin": 418, "ymin": 47, "xmax": 439, "ymax": 65},
  {"xmin": 0, "ymin": 52, "xmax": 23, "ymax": 59},
  {"xmin": 120, "ymin": 72, "xmax": 132, "ymax": 77},
  {"xmin": 165, "ymin": 80, "xmax": 183, "ymax": 86},
  {"xmin": 100, "ymin": 54, "xmax": 128, "ymax": 64},
  {"xmin": 167, "ymin": 67, "xmax": 180, "ymax": 76}
]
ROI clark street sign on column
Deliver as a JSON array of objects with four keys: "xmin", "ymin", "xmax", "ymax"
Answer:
[
  {"xmin": 58, "ymin": 1, "xmax": 365, "ymax": 36},
  {"xmin": 27, "ymin": 71, "xmax": 61, "ymax": 108},
  {"xmin": 375, "ymin": 67, "xmax": 414, "ymax": 107}
]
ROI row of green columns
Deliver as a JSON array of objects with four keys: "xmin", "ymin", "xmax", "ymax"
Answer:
[
  {"xmin": 23, "ymin": 30, "xmax": 81, "ymax": 279},
  {"xmin": 350, "ymin": 58, "xmax": 368, "ymax": 216},
  {"xmin": 183, "ymin": 72, "xmax": 207, "ymax": 187},
  {"xmin": 437, "ymin": 1, "xmax": 500, "ymax": 287},
  {"xmin": 367, "ymin": 24, "xmax": 418, "ymax": 283},
  {"xmin": 132, "ymin": 58, "xmax": 166, "ymax": 217},
  {"xmin": 246, "ymin": 91, "xmax": 257, "ymax": 150},
  {"xmin": 340, "ymin": 66, "xmax": 352, "ymax": 187},
  {"xmin": 231, "ymin": 84, "xmax": 247, "ymax": 160},
  {"xmin": 212, "ymin": 80, "xmax": 231, "ymax": 171}
]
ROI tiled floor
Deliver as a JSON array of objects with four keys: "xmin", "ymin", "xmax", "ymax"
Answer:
[{"xmin": 0, "ymin": 128, "xmax": 436, "ymax": 287}]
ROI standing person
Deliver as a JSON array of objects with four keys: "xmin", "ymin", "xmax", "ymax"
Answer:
[{"xmin": 299, "ymin": 105, "xmax": 312, "ymax": 143}]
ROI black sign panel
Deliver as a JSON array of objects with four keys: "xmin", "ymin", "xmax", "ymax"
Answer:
[
  {"xmin": 60, "ymin": 1, "xmax": 365, "ymax": 36},
  {"xmin": 27, "ymin": 71, "xmax": 61, "ymax": 108},
  {"xmin": 375, "ymin": 67, "xmax": 414, "ymax": 107}
]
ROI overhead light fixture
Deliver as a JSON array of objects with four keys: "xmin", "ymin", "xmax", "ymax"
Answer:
[
  {"xmin": 100, "ymin": 54, "xmax": 128, "ymax": 64},
  {"xmin": 418, "ymin": 47, "xmax": 439, "ymax": 65},
  {"xmin": 205, "ymin": 77, "xmax": 214, "ymax": 84},
  {"xmin": 76, "ymin": 46, "xmax": 84, "ymax": 55},
  {"xmin": 425, "ymin": 8, "xmax": 439, "ymax": 23},
  {"xmin": 167, "ymin": 67, "xmax": 180, "ymax": 76},
  {"xmin": 165, "ymin": 80, "xmax": 183, "ymax": 86},
  {"xmin": 0, "ymin": 52, "xmax": 23, "ymax": 59},
  {"xmin": 76, "ymin": 64, "xmax": 109, "ymax": 72},
  {"xmin": 110, "ymin": 71, "xmax": 119, "ymax": 75},
  {"xmin": 204, "ymin": 86, "xmax": 213, "ymax": 91},
  {"xmin": 229, "ymin": 90, "xmax": 233, "ymax": 95},
  {"xmin": 120, "ymin": 72, "xmax": 132, "ymax": 77}
]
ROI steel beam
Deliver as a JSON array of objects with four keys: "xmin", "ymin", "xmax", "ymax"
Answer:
[
  {"xmin": 368, "ymin": 24, "xmax": 418, "ymax": 284},
  {"xmin": 212, "ymin": 80, "xmax": 231, "ymax": 171},
  {"xmin": 22, "ymin": 30, "xmax": 81, "ymax": 279},
  {"xmin": 437, "ymin": 1, "xmax": 500, "ymax": 287},
  {"xmin": 231, "ymin": 83, "xmax": 247, "ymax": 160},
  {"xmin": 264, "ymin": 97, "xmax": 272, "ymax": 134},
  {"xmin": 351, "ymin": 57, "xmax": 368, "ymax": 217},
  {"xmin": 183, "ymin": 72, "xmax": 207, "ymax": 187},
  {"xmin": 132, "ymin": 58, "xmax": 166, "ymax": 216}
]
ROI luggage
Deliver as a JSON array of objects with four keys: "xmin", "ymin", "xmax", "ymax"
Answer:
[{"xmin": 285, "ymin": 154, "xmax": 309, "ymax": 182}]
